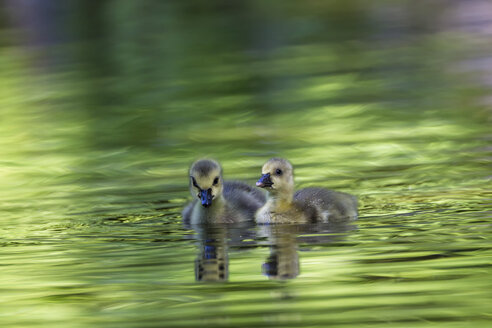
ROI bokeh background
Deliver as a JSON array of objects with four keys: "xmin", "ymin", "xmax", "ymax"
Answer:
[{"xmin": 1, "ymin": 1, "xmax": 491, "ymax": 328}]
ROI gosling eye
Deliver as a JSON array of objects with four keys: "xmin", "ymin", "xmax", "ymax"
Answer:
[
  {"xmin": 213, "ymin": 177, "xmax": 219, "ymax": 185},
  {"xmin": 275, "ymin": 169, "xmax": 283, "ymax": 175}
]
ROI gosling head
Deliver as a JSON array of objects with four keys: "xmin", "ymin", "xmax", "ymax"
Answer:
[
  {"xmin": 256, "ymin": 158, "xmax": 294, "ymax": 195},
  {"xmin": 189, "ymin": 159, "xmax": 223, "ymax": 208}
]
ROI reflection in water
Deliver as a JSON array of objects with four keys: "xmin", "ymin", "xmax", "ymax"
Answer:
[
  {"xmin": 1, "ymin": 1, "xmax": 491, "ymax": 327},
  {"xmin": 193, "ymin": 225, "xmax": 229, "ymax": 282},
  {"xmin": 260, "ymin": 223, "xmax": 357, "ymax": 280},
  {"xmin": 189, "ymin": 222, "xmax": 256, "ymax": 282},
  {"xmin": 195, "ymin": 225, "xmax": 229, "ymax": 281},
  {"xmin": 190, "ymin": 222, "xmax": 357, "ymax": 282},
  {"xmin": 262, "ymin": 225, "xmax": 300, "ymax": 280}
]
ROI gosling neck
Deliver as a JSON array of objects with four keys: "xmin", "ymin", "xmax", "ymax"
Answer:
[{"xmin": 267, "ymin": 188, "xmax": 294, "ymax": 211}]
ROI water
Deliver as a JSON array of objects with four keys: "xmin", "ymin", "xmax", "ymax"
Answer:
[{"xmin": 1, "ymin": 1, "xmax": 491, "ymax": 327}]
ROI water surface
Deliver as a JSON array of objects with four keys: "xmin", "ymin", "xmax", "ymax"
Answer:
[{"xmin": 1, "ymin": 1, "xmax": 491, "ymax": 327}]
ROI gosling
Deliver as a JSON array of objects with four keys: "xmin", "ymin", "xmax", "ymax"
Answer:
[
  {"xmin": 255, "ymin": 158, "xmax": 358, "ymax": 224},
  {"xmin": 183, "ymin": 159, "xmax": 266, "ymax": 224}
]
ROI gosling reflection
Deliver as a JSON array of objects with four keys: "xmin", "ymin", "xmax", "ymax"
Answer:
[
  {"xmin": 194, "ymin": 225, "xmax": 229, "ymax": 282},
  {"xmin": 260, "ymin": 223, "xmax": 357, "ymax": 280},
  {"xmin": 261, "ymin": 225, "xmax": 300, "ymax": 280},
  {"xmin": 190, "ymin": 220, "xmax": 356, "ymax": 282}
]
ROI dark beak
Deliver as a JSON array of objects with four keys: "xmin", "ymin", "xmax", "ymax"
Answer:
[
  {"xmin": 256, "ymin": 173, "xmax": 273, "ymax": 188},
  {"xmin": 200, "ymin": 188, "xmax": 213, "ymax": 207}
]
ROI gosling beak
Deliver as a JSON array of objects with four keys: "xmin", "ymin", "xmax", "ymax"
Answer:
[
  {"xmin": 200, "ymin": 188, "xmax": 213, "ymax": 207},
  {"xmin": 256, "ymin": 173, "xmax": 273, "ymax": 188}
]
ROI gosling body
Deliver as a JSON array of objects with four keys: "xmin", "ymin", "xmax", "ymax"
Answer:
[
  {"xmin": 183, "ymin": 159, "xmax": 266, "ymax": 225},
  {"xmin": 255, "ymin": 158, "xmax": 358, "ymax": 224}
]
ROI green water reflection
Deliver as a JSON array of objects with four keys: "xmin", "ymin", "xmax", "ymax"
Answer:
[{"xmin": 1, "ymin": 1, "xmax": 491, "ymax": 327}]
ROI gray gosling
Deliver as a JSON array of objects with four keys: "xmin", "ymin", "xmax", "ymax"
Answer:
[
  {"xmin": 183, "ymin": 159, "xmax": 266, "ymax": 224},
  {"xmin": 255, "ymin": 158, "xmax": 358, "ymax": 224}
]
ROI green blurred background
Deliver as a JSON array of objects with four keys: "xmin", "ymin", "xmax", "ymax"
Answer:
[{"xmin": 0, "ymin": 1, "xmax": 491, "ymax": 327}]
